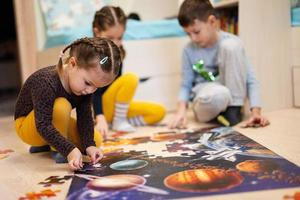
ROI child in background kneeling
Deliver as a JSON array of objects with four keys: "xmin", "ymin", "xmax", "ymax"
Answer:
[{"xmin": 92, "ymin": 6, "xmax": 166, "ymax": 137}]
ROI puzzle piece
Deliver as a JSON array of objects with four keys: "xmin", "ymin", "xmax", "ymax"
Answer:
[
  {"xmin": 165, "ymin": 141, "xmax": 193, "ymax": 153},
  {"xmin": 110, "ymin": 131, "xmax": 128, "ymax": 138},
  {"xmin": 202, "ymin": 147, "xmax": 242, "ymax": 162},
  {"xmin": 19, "ymin": 189, "xmax": 61, "ymax": 200},
  {"xmin": 0, "ymin": 154, "xmax": 9, "ymax": 160},
  {"xmin": 283, "ymin": 191, "xmax": 300, "ymax": 200},
  {"xmin": 0, "ymin": 148, "xmax": 14, "ymax": 160},
  {"xmin": 0, "ymin": 149, "xmax": 14, "ymax": 154},
  {"xmin": 180, "ymin": 153, "xmax": 189, "ymax": 156},
  {"xmin": 76, "ymin": 163, "xmax": 105, "ymax": 173},
  {"xmin": 38, "ymin": 175, "xmax": 73, "ymax": 187}
]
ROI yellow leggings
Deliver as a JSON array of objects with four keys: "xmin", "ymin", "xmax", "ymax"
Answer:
[
  {"xmin": 15, "ymin": 98, "xmax": 103, "ymax": 149},
  {"xmin": 102, "ymin": 73, "xmax": 166, "ymax": 124}
]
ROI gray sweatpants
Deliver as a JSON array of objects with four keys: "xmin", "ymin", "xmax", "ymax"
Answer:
[{"xmin": 192, "ymin": 38, "xmax": 247, "ymax": 122}]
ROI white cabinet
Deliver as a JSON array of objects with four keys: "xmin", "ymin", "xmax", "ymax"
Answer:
[
  {"xmin": 123, "ymin": 37, "xmax": 188, "ymax": 111},
  {"xmin": 214, "ymin": 0, "xmax": 293, "ymax": 111},
  {"xmin": 293, "ymin": 67, "xmax": 300, "ymax": 107},
  {"xmin": 239, "ymin": 0, "xmax": 292, "ymax": 111}
]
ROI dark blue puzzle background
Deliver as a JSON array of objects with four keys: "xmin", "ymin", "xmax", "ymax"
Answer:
[{"xmin": 67, "ymin": 127, "xmax": 300, "ymax": 200}]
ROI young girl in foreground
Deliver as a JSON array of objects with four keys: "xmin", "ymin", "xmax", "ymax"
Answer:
[{"xmin": 14, "ymin": 37, "xmax": 121, "ymax": 170}]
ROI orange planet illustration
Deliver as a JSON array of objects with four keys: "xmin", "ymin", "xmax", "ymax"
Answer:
[
  {"xmin": 164, "ymin": 168, "xmax": 243, "ymax": 192},
  {"xmin": 87, "ymin": 174, "xmax": 146, "ymax": 191},
  {"xmin": 236, "ymin": 160, "xmax": 279, "ymax": 173}
]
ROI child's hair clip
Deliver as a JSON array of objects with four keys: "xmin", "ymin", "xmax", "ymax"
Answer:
[
  {"xmin": 59, "ymin": 50, "xmax": 64, "ymax": 59},
  {"xmin": 100, "ymin": 56, "xmax": 108, "ymax": 65}
]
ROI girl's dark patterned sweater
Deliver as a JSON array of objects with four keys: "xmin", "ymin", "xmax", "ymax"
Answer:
[{"xmin": 14, "ymin": 66, "xmax": 95, "ymax": 157}]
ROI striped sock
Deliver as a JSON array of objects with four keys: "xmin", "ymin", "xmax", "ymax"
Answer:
[
  {"xmin": 113, "ymin": 103, "xmax": 129, "ymax": 123},
  {"xmin": 128, "ymin": 116, "xmax": 146, "ymax": 126},
  {"xmin": 112, "ymin": 103, "xmax": 136, "ymax": 132}
]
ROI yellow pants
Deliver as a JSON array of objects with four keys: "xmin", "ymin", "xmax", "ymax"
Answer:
[
  {"xmin": 15, "ymin": 98, "xmax": 103, "ymax": 150},
  {"xmin": 102, "ymin": 73, "xmax": 166, "ymax": 124}
]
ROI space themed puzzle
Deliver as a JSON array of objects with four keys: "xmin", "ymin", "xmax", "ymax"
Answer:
[{"xmin": 67, "ymin": 127, "xmax": 300, "ymax": 199}]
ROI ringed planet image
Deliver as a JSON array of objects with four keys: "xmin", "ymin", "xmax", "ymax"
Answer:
[
  {"xmin": 86, "ymin": 174, "xmax": 146, "ymax": 191},
  {"xmin": 164, "ymin": 168, "xmax": 243, "ymax": 192},
  {"xmin": 110, "ymin": 159, "xmax": 148, "ymax": 171}
]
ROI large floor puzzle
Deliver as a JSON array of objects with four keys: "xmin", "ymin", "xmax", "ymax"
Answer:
[{"xmin": 67, "ymin": 127, "xmax": 300, "ymax": 200}]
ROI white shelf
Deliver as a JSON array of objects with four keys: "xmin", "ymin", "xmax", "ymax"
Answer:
[{"xmin": 211, "ymin": 0, "xmax": 238, "ymax": 9}]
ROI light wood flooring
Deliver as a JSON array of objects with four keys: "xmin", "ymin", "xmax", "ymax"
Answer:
[{"xmin": 0, "ymin": 109, "xmax": 299, "ymax": 200}]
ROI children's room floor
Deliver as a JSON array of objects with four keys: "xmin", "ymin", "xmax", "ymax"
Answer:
[{"xmin": 0, "ymin": 109, "xmax": 300, "ymax": 200}]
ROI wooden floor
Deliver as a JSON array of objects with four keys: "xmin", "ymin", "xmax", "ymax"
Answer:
[{"xmin": 0, "ymin": 109, "xmax": 299, "ymax": 200}]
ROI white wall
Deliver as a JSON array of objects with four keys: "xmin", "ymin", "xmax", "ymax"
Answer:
[
  {"xmin": 107, "ymin": 0, "xmax": 179, "ymax": 20},
  {"xmin": 291, "ymin": 27, "xmax": 300, "ymax": 67},
  {"xmin": 291, "ymin": 27, "xmax": 300, "ymax": 107},
  {"xmin": 239, "ymin": 0, "xmax": 293, "ymax": 111},
  {"xmin": 34, "ymin": 0, "xmax": 46, "ymax": 50}
]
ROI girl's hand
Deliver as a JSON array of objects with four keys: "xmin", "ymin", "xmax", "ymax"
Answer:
[
  {"xmin": 67, "ymin": 148, "xmax": 83, "ymax": 171},
  {"xmin": 95, "ymin": 114, "xmax": 108, "ymax": 140},
  {"xmin": 86, "ymin": 146, "xmax": 104, "ymax": 164}
]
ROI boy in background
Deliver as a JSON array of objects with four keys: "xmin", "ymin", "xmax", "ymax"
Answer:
[{"xmin": 169, "ymin": 0, "xmax": 269, "ymax": 128}]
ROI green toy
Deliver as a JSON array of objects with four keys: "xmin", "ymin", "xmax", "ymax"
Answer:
[{"xmin": 192, "ymin": 59, "xmax": 216, "ymax": 81}]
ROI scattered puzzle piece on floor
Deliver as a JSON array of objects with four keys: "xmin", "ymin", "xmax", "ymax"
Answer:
[
  {"xmin": 19, "ymin": 189, "xmax": 61, "ymax": 200},
  {"xmin": 283, "ymin": 191, "xmax": 300, "ymax": 200},
  {"xmin": 0, "ymin": 149, "xmax": 14, "ymax": 154},
  {"xmin": 39, "ymin": 175, "xmax": 73, "ymax": 187},
  {"xmin": 0, "ymin": 148, "xmax": 14, "ymax": 160},
  {"xmin": 0, "ymin": 154, "xmax": 9, "ymax": 160}
]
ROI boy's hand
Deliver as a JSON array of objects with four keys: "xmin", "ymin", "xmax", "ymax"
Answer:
[
  {"xmin": 168, "ymin": 112, "xmax": 188, "ymax": 129},
  {"xmin": 67, "ymin": 147, "xmax": 83, "ymax": 171},
  {"xmin": 86, "ymin": 146, "xmax": 103, "ymax": 164},
  {"xmin": 95, "ymin": 114, "xmax": 108, "ymax": 140},
  {"xmin": 169, "ymin": 102, "xmax": 188, "ymax": 129},
  {"xmin": 243, "ymin": 107, "xmax": 270, "ymax": 128},
  {"xmin": 244, "ymin": 114, "xmax": 270, "ymax": 128}
]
